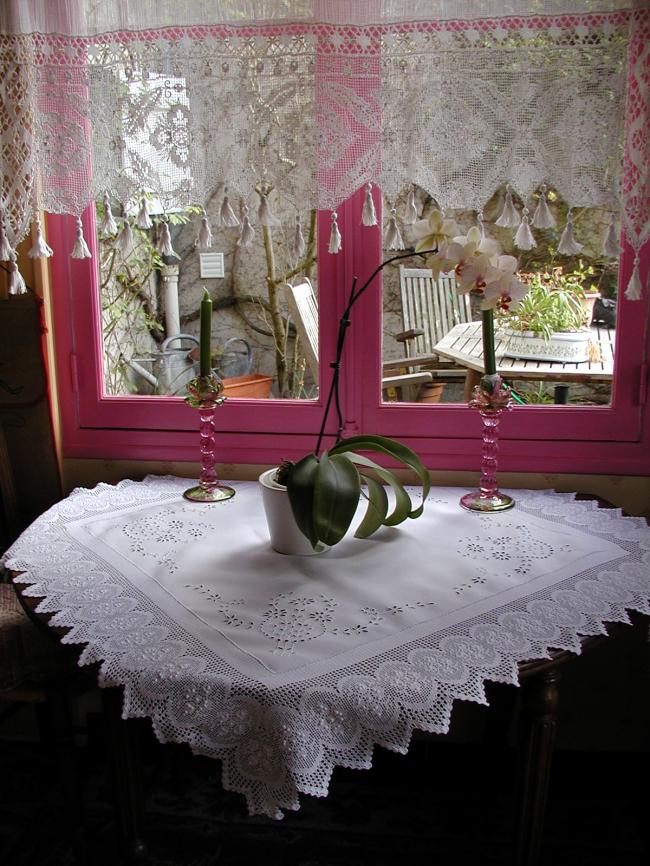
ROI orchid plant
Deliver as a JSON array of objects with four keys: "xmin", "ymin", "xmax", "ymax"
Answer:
[{"xmin": 413, "ymin": 210, "xmax": 529, "ymax": 407}]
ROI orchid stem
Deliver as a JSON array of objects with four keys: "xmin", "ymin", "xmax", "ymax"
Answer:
[{"xmin": 314, "ymin": 248, "xmax": 438, "ymax": 455}]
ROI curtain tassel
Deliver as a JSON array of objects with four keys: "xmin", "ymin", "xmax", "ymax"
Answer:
[
  {"xmin": 196, "ymin": 213, "xmax": 213, "ymax": 249},
  {"xmin": 384, "ymin": 208, "xmax": 404, "ymax": 250},
  {"xmin": 532, "ymin": 187, "xmax": 555, "ymax": 229},
  {"xmin": 292, "ymin": 214, "xmax": 306, "ymax": 260},
  {"xmin": 557, "ymin": 213, "xmax": 583, "ymax": 255},
  {"xmin": 403, "ymin": 189, "xmax": 418, "ymax": 225},
  {"xmin": 257, "ymin": 192, "xmax": 280, "ymax": 227},
  {"xmin": 136, "ymin": 197, "xmax": 153, "ymax": 229},
  {"xmin": 219, "ymin": 190, "xmax": 240, "ymax": 228},
  {"xmin": 28, "ymin": 216, "xmax": 53, "ymax": 258},
  {"xmin": 625, "ymin": 255, "xmax": 643, "ymax": 301},
  {"xmin": 237, "ymin": 206, "xmax": 256, "ymax": 248},
  {"xmin": 100, "ymin": 193, "xmax": 118, "ymax": 236},
  {"xmin": 8, "ymin": 251, "xmax": 27, "ymax": 295},
  {"xmin": 328, "ymin": 211, "xmax": 342, "ymax": 254},
  {"xmin": 361, "ymin": 182, "xmax": 377, "ymax": 226},
  {"xmin": 156, "ymin": 221, "xmax": 180, "ymax": 259},
  {"xmin": 603, "ymin": 215, "xmax": 620, "ymax": 257},
  {"xmin": 71, "ymin": 218, "xmax": 92, "ymax": 259},
  {"xmin": 514, "ymin": 208, "xmax": 536, "ymax": 250},
  {"xmin": 495, "ymin": 186, "xmax": 521, "ymax": 228},
  {"xmin": 0, "ymin": 212, "xmax": 13, "ymax": 260},
  {"xmin": 115, "ymin": 218, "xmax": 133, "ymax": 255}
]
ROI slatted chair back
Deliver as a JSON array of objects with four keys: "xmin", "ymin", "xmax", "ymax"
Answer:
[
  {"xmin": 398, "ymin": 267, "xmax": 472, "ymax": 358},
  {"xmin": 284, "ymin": 279, "xmax": 319, "ymax": 381}
]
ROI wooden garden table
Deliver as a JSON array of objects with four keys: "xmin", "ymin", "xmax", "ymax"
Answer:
[{"xmin": 433, "ymin": 321, "xmax": 614, "ymax": 401}]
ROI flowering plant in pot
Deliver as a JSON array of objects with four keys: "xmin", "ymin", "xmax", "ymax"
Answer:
[
  {"xmin": 265, "ymin": 435, "xmax": 430, "ymax": 552},
  {"xmin": 260, "ymin": 252, "xmax": 432, "ymax": 554}
]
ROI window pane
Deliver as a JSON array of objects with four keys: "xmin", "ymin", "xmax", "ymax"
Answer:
[
  {"xmin": 98, "ymin": 199, "xmax": 319, "ymax": 401},
  {"xmin": 381, "ymin": 186, "xmax": 618, "ymax": 407}
]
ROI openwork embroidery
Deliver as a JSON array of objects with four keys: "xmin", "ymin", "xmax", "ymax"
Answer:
[
  {"xmin": 0, "ymin": 5, "xmax": 646, "ymax": 283},
  {"xmin": 2, "ymin": 477, "xmax": 649, "ymax": 821},
  {"xmin": 184, "ymin": 586, "xmax": 438, "ymax": 655}
]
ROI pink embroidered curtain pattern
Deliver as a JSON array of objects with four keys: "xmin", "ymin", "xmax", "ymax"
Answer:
[{"xmin": 0, "ymin": 1, "xmax": 648, "ymax": 296}]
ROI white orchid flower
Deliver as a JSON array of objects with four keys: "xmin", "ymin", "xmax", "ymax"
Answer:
[
  {"xmin": 453, "ymin": 226, "xmax": 501, "ymax": 260},
  {"xmin": 430, "ymin": 227, "xmax": 498, "ymax": 288},
  {"xmin": 456, "ymin": 253, "xmax": 502, "ymax": 295},
  {"xmin": 413, "ymin": 209, "xmax": 459, "ymax": 253},
  {"xmin": 480, "ymin": 255, "xmax": 528, "ymax": 311}
]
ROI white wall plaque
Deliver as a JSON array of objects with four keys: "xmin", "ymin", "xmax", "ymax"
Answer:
[{"xmin": 199, "ymin": 252, "xmax": 225, "ymax": 278}]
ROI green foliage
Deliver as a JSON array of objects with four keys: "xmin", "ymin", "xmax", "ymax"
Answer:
[
  {"xmin": 282, "ymin": 435, "xmax": 431, "ymax": 549},
  {"xmin": 497, "ymin": 267, "xmax": 591, "ymax": 339},
  {"xmin": 520, "ymin": 384, "xmax": 555, "ymax": 404}
]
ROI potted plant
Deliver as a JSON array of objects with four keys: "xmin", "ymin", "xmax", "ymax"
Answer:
[
  {"xmin": 259, "ymin": 252, "xmax": 433, "ymax": 554},
  {"xmin": 496, "ymin": 269, "xmax": 599, "ymax": 363},
  {"xmin": 260, "ymin": 436, "xmax": 430, "ymax": 554}
]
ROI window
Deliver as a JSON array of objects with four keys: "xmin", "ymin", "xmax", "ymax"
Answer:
[
  {"xmin": 48, "ymin": 186, "xmax": 650, "ymax": 474},
  {"xmin": 8, "ymin": 3, "xmax": 648, "ymax": 474}
]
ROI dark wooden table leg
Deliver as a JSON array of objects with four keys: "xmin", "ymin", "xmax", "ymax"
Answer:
[
  {"xmin": 464, "ymin": 369, "xmax": 481, "ymax": 401},
  {"xmin": 515, "ymin": 669, "xmax": 561, "ymax": 866},
  {"xmin": 102, "ymin": 686, "xmax": 147, "ymax": 863}
]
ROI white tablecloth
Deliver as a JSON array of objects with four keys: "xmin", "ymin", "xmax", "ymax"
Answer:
[{"xmin": 3, "ymin": 476, "xmax": 649, "ymax": 818}]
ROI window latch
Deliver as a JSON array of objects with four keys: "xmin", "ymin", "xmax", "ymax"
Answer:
[
  {"xmin": 69, "ymin": 352, "xmax": 79, "ymax": 393},
  {"xmin": 639, "ymin": 362, "xmax": 648, "ymax": 406}
]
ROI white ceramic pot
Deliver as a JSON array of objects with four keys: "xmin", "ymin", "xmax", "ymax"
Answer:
[
  {"xmin": 500, "ymin": 328, "xmax": 594, "ymax": 363},
  {"xmin": 258, "ymin": 468, "xmax": 327, "ymax": 555}
]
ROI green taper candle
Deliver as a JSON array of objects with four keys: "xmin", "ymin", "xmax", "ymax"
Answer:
[
  {"xmin": 481, "ymin": 308, "xmax": 496, "ymax": 375},
  {"xmin": 200, "ymin": 288, "xmax": 212, "ymax": 376}
]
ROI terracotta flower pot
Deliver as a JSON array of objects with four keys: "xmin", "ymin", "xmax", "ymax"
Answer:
[{"xmin": 222, "ymin": 374, "xmax": 273, "ymax": 398}]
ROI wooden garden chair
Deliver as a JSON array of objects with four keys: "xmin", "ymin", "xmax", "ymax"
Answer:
[{"xmin": 284, "ymin": 269, "xmax": 472, "ymax": 400}]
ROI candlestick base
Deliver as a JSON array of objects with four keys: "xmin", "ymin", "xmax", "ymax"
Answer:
[
  {"xmin": 183, "ymin": 483, "xmax": 235, "ymax": 503},
  {"xmin": 460, "ymin": 489, "xmax": 514, "ymax": 512}
]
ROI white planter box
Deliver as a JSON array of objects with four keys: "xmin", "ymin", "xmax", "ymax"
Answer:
[{"xmin": 500, "ymin": 328, "xmax": 593, "ymax": 363}]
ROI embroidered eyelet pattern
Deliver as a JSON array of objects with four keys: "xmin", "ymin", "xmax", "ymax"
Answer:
[
  {"xmin": 461, "ymin": 522, "xmax": 569, "ymax": 576},
  {"xmin": 454, "ymin": 568, "xmax": 488, "ymax": 595},
  {"xmin": 185, "ymin": 584, "xmax": 255, "ymax": 630},
  {"xmin": 122, "ymin": 507, "xmax": 213, "ymax": 570},
  {"xmin": 183, "ymin": 587, "xmax": 437, "ymax": 655}
]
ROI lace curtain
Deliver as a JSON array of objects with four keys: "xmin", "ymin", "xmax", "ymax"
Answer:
[{"xmin": 0, "ymin": 1, "xmax": 648, "ymax": 297}]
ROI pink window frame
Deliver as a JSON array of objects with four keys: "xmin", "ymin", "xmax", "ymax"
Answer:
[{"xmin": 47, "ymin": 183, "xmax": 650, "ymax": 474}]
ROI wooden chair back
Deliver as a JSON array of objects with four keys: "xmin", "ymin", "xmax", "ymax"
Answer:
[
  {"xmin": 284, "ymin": 279, "xmax": 319, "ymax": 381},
  {"xmin": 398, "ymin": 267, "xmax": 472, "ymax": 358}
]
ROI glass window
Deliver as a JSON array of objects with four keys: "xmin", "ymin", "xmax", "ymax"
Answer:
[
  {"xmin": 97, "ymin": 198, "xmax": 319, "ymax": 403},
  {"xmin": 381, "ymin": 185, "xmax": 618, "ymax": 409}
]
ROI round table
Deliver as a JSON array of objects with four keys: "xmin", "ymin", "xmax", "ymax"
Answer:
[{"xmin": 4, "ymin": 477, "xmax": 649, "ymax": 864}]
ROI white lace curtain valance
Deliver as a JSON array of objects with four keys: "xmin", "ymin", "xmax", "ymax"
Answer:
[{"xmin": 0, "ymin": 0, "xmax": 648, "ymax": 297}]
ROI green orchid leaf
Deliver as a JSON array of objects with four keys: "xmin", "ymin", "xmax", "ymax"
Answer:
[
  {"xmin": 345, "ymin": 453, "xmax": 412, "ymax": 526},
  {"xmin": 286, "ymin": 453, "xmax": 320, "ymax": 548},
  {"xmin": 355, "ymin": 475, "xmax": 389, "ymax": 538},
  {"xmin": 313, "ymin": 452, "xmax": 360, "ymax": 546},
  {"xmin": 330, "ymin": 435, "xmax": 430, "ymax": 517}
]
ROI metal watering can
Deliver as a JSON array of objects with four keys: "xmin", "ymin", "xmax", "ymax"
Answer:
[
  {"xmin": 214, "ymin": 337, "xmax": 253, "ymax": 378},
  {"xmin": 123, "ymin": 334, "xmax": 200, "ymax": 396}
]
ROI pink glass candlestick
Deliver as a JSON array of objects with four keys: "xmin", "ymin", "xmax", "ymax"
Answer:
[
  {"xmin": 460, "ymin": 373, "xmax": 514, "ymax": 513},
  {"xmin": 183, "ymin": 373, "xmax": 235, "ymax": 503}
]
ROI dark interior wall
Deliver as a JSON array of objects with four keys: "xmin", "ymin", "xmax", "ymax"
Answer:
[{"xmin": 0, "ymin": 292, "xmax": 61, "ymax": 552}]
